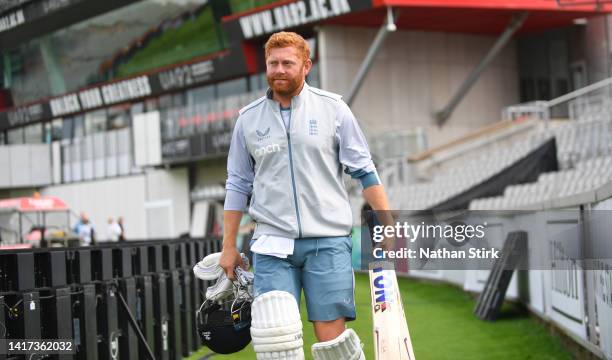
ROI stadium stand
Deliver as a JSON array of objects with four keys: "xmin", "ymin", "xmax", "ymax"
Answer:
[
  {"xmin": 384, "ymin": 120, "xmax": 551, "ymax": 210},
  {"xmin": 384, "ymin": 83, "xmax": 612, "ymax": 212},
  {"xmin": 469, "ymin": 89, "xmax": 612, "ymax": 210}
]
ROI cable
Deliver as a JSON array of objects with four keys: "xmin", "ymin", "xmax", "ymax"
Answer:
[
  {"xmin": 116, "ymin": 290, "xmax": 156, "ymax": 360},
  {"xmin": 11, "ymin": 299, "xmax": 23, "ymax": 310},
  {"xmin": 0, "ymin": 291, "xmax": 21, "ymax": 296}
]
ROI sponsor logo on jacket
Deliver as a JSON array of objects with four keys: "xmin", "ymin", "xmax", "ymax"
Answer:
[{"xmin": 254, "ymin": 143, "xmax": 281, "ymax": 157}]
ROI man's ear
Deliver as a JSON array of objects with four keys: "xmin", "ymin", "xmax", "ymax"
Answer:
[{"xmin": 304, "ymin": 58, "xmax": 313, "ymax": 75}]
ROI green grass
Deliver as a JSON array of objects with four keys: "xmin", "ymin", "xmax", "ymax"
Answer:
[{"xmin": 186, "ymin": 273, "xmax": 570, "ymax": 360}]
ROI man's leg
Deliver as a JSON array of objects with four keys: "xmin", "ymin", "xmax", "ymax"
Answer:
[
  {"xmin": 251, "ymin": 252, "xmax": 304, "ymax": 359},
  {"xmin": 313, "ymin": 318, "xmax": 346, "ymax": 342},
  {"xmin": 302, "ymin": 236, "xmax": 365, "ymax": 359},
  {"xmin": 250, "ymin": 291, "xmax": 305, "ymax": 360},
  {"xmin": 252, "ymin": 251, "xmax": 301, "ymax": 300},
  {"xmin": 302, "ymin": 236, "xmax": 356, "ymax": 327}
]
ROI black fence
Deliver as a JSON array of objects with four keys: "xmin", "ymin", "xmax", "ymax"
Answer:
[{"xmin": 0, "ymin": 237, "xmax": 222, "ymax": 360}]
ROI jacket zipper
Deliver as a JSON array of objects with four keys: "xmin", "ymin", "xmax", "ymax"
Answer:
[{"xmin": 283, "ymin": 104, "xmax": 303, "ymax": 238}]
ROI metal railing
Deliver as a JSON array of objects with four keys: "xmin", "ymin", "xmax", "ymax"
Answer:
[{"xmin": 503, "ymin": 76, "xmax": 612, "ymax": 123}]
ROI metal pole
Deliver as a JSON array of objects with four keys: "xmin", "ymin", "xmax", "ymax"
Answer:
[
  {"xmin": 345, "ymin": 7, "xmax": 398, "ymax": 106},
  {"xmin": 435, "ymin": 12, "xmax": 529, "ymax": 126},
  {"xmin": 117, "ymin": 289, "xmax": 157, "ymax": 360},
  {"xmin": 547, "ymin": 76, "xmax": 612, "ymax": 107}
]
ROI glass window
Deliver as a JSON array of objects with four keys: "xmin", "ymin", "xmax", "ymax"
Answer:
[
  {"xmin": 249, "ymin": 73, "xmax": 267, "ymax": 92},
  {"xmin": 158, "ymin": 95, "xmax": 174, "ymax": 111},
  {"xmin": 62, "ymin": 117, "xmax": 74, "ymax": 141},
  {"xmin": 145, "ymin": 98, "xmax": 159, "ymax": 112},
  {"xmin": 187, "ymin": 85, "xmax": 215, "ymax": 105},
  {"xmin": 131, "ymin": 102, "xmax": 144, "ymax": 115},
  {"xmin": 307, "ymin": 61, "xmax": 320, "ymax": 88},
  {"xmin": 217, "ymin": 78, "xmax": 247, "ymax": 98},
  {"xmin": 161, "ymin": 108, "xmax": 179, "ymax": 141},
  {"xmin": 73, "ymin": 115, "xmax": 85, "ymax": 138},
  {"xmin": 0, "ymin": 131, "xmax": 5, "ymax": 145},
  {"xmin": 44, "ymin": 119, "xmax": 64, "ymax": 143},
  {"xmin": 7, "ymin": 127, "xmax": 24, "ymax": 144},
  {"xmin": 24, "ymin": 123, "xmax": 43, "ymax": 144},
  {"xmin": 107, "ymin": 104, "xmax": 130, "ymax": 130},
  {"xmin": 84, "ymin": 110, "xmax": 107, "ymax": 134},
  {"xmin": 172, "ymin": 93, "xmax": 185, "ymax": 108}
]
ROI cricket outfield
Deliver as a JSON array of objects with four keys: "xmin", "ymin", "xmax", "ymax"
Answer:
[{"xmin": 187, "ymin": 273, "xmax": 571, "ymax": 359}]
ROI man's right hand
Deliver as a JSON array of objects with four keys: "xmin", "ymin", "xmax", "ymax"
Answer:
[{"xmin": 219, "ymin": 245, "xmax": 244, "ymax": 280}]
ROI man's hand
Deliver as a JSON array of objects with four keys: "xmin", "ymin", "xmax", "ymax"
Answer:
[
  {"xmin": 221, "ymin": 210, "xmax": 244, "ymax": 280},
  {"xmin": 219, "ymin": 245, "xmax": 244, "ymax": 280}
]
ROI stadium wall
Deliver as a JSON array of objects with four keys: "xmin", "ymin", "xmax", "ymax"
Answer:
[
  {"xmin": 39, "ymin": 168, "xmax": 190, "ymax": 240},
  {"xmin": 404, "ymin": 191, "xmax": 612, "ymax": 358},
  {"xmin": 318, "ymin": 26, "xmax": 520, "ymax": 146}
]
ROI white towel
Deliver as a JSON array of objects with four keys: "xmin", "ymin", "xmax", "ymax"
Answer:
[{"xmin": 250, "ymin": 235, "xmax": 294, "ymax": 258}]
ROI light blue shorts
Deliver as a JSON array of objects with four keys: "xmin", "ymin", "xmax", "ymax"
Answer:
[{"xmin": 251, "ymin": 236, "xmax": 356, "ymax": 322}]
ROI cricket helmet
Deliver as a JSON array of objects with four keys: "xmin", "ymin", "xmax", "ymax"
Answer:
[{"xmin": 197, "ymin": 298, "xmax": 252, "ymax": 354}]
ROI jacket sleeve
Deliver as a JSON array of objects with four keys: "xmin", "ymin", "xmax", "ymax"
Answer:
[
  {"xmin": 224, "ymin": 116, "xmax": 255, "ymax": 211},
  {"xmin": 336, "ymin": 100, "xmax": 381, "ymax": 189}
]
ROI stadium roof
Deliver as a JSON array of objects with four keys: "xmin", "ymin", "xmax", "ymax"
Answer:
[{"xmin": 324, "ymin": 0, "xmax": 611, "ymax": 34}]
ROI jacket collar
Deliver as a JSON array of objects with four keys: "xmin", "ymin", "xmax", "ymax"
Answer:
[{"xmin": 266, "ymin": 81, "xmax": 309, "ymax": 109}]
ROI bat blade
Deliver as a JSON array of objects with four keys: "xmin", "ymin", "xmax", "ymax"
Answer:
[{"xmin": 369, "ymin": 262, "xmax": 416, "ymax": 360}]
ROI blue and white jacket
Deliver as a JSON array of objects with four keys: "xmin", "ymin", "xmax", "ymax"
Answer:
[{"xmin": 224, "ymin": 82, "xmax": 379, "ymax": 239}]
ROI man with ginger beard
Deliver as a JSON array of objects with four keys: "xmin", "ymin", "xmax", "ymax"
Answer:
[{"xmin": 220, "ymin": 31, "xmax": 391, "ymax": 359}]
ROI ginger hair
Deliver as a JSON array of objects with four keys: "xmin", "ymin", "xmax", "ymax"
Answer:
[{"xmin": 264, "ymin": 32, "xmax": 310, "ymax": 62}]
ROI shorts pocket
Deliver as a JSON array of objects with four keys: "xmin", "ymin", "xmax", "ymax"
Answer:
[{"xmin": 345, "ymin": 235, "xmax": 353, "ymax": 252}]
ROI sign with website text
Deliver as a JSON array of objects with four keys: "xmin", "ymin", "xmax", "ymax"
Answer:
[{"xmin": 224, "ymin": 0, "xmax": 372, "ymax": 40}]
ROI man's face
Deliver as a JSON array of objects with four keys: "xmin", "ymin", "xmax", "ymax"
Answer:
[{"xmin": 266, "ymin": 46, "xmax": 311, "ymax": 97}]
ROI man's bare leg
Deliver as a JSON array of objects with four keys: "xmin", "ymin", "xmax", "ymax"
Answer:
[{"xmin": 313, "ymin": 318, "xmax": 346, "ymax": 342}]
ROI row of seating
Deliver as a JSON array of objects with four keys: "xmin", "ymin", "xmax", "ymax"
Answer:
[
  {"xmin": 551, "ymin": 116, "xmax": 612, "ymax": 169},
  {"xmin": 469, "ymin": 155, "xmax": 612, "ymax": 210},
  {"xmin": 387, "ymin": 113, "xmax": 612, "ymax": 211},
  {"xmin": 387, "ymin": 136, "xmax": 549, "ymax": 210}
]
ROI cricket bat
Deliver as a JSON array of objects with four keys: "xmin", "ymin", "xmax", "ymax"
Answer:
[{"xmin": 369, "ymin": 261, "xmax": 416, "ymax": 360}]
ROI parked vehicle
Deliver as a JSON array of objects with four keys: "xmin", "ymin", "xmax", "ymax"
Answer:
[{"xmin": 0, "ymin": 196, "xmax": 79, "ymax": 249}]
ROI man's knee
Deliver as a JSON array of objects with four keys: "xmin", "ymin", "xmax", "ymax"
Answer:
[{"xmin": 251, "ymin": 290, "xmax": 305, "ymax": 360}]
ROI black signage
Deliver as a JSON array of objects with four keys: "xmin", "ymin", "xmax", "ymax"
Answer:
[
  {"xmin": 206, "ymin": 128, "xmax": 232, "ymax": 155},
  {"xmin": 0, "ymin": 50, "xmax": 247, "ymax": 131},
  {"xmin": 0, "ymin": 0, "xmax": 79, "ymax": 35},
  {"xmin": 162, "ymin": 139, "xmax": 191, "ymax": 160},
  {"xmin": 6, "ymin": 103, "xmax": 45, "ymax": 127},
  {"xmin": 157, "ymin": 59, "xmax": 215, "ymax": 92},
  {"xmin": 225, "ymin": 0, "xmax": 373, "ymax": 40},
  {"xmin": 161, "ymin": 127, "xmax": 233, "ymax": 164},
  {"xmin": 0, "ymin": 8, "xmax": 25, "ymax": 32}
]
